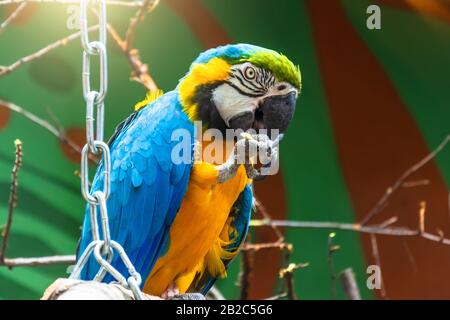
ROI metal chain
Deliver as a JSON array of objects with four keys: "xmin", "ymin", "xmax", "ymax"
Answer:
[{"xmin": 69, "ymin": 0, "xmax": 144, "ymax": 300}]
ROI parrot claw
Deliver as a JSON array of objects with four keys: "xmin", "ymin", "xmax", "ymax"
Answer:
[
  {"xmin": 216, "ymin": 133, "xmax": 283, "ymax": 183},
  {"xmin": 161, "ymin": 283, "xmax": 180, "ymax": 300},
  {"xmin": 170, "ymin": 293, "xmax": 206, "ymax": 300}
]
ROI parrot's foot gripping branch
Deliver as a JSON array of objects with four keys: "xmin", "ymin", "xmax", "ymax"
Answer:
[{"xmin": 216, "ymin": 133, "xmax": 283, "ymax": 183}]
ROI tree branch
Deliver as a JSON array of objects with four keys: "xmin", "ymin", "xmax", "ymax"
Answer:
[
  {"xmin": 0, "ymin": 2, "xmax": 27, "ymax": 35},
  {"xmin": 0, "ymin": 25, "xmax": 98, "ymax": 77},
  {"xmin": 238, "ymin": 244, "xmax": 253, "ymax": 300},
  {"xmin": 360, "ymin": 134, "xmax": 450, "ymax": 225},
  {"xmin": 327, "ymin": 232, "xmax": 339, "ymax": 299},
  {"xmin": 250, "ymin": 217, "xmax": 450, "ymax": 245},
  {"xmin": 370, "ymin": 234, "xmax": 386, "ymax": 298},
  {"xmin": 278, "ymin": 262, "xmax": 308, "ymax": 300},
  {"xmin": 124, "ymin": 0, "xmax": 159, "ymax": 51},
  {"xmin": 0, "ymin": 0, "xmax": 143, "ymax": 6},
  {"xmin": 0, "ymin": 25, "xmax": 99, "ymax": 77},
  {"xmin": 0, "ymin": 99, "xmax": 85, "ymax": 157},
  {"xmin": 2, "ymin": 255, "xmax": 75, "ymax": 268},
  {"xmin": 98, "ymin": 8, "xmax": 158, "ymax": 92},
  {"xmin": 0, "ymin": 140, "xmax": 23, "ymax": 263},
  {"xmin": 254, "ymin": 198, "xmax": 284, "ymax": 243}
]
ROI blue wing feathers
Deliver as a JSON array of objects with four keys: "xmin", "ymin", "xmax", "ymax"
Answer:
[{"xmin": 77, "ymin": 91, "xmax": 194, "ymax": 286}]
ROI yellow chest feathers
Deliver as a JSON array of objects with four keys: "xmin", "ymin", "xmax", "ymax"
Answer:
[{"xmin": 144, "ymin": 160, "xmax": 251, "ymax": 295}]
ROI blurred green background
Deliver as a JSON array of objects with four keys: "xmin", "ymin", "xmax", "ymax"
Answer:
[{"xmin": 1, "ymin": 0, "xmax": 450, "ymax": 299}]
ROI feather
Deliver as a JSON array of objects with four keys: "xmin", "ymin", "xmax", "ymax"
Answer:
[{"xmin": 77, "ymin": 91, "xmax": 194, "ymax": 288}]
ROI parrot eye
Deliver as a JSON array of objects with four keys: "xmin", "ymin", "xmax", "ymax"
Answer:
[{"xmin": 243, "ymin": 66, "xmax": 256, "ymax": 80}]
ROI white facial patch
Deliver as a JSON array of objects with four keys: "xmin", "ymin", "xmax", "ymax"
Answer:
[{"xmin": 212, "ymin": 83, "xmax": 259, "ymax": 126}]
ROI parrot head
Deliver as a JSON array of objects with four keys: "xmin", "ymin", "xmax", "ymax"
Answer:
[{"xmin": 178, "ymin": 44, "xmax": 301, "ymax": 134}]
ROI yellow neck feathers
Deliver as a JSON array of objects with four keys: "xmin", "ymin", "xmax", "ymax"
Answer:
[
  {"xmin": 134, "ymin": 89, "xmax": 164, "ymax": 111},
  {"xmin": 178, "ymin": 58, "xmax": 230, "ymax": 121}
]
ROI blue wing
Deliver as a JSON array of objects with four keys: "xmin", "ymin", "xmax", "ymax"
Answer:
[
  {"xmin": 77, "ymin": 91, "xmax": 194, "ymax": 286},
  {"xmin": 190, "ymin": 183, "xmax": 254, "ymax": 294}
]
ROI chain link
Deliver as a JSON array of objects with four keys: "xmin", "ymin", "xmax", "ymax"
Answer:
[
  {"xmin": 69, "ymin": 0, "xmax": 143, "ymax": 300},
  {"xmin": 82, "ymin": 42, "xmax": 108, "ymax": 104}
]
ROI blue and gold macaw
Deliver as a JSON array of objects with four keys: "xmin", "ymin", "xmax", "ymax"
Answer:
[{"xmin": 77, "ymin": 44, "xmax": 301, "ymax": 297}]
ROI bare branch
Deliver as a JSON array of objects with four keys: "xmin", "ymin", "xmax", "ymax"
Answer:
[
  {"xmin": 89, "ymin": 5, "xmax": 159, "ymax": 93},
  {"xmin": 105, "ymin": 22, "xmax": 158, "ymax": 91},
  {"xmin": 0, "ymin": 99, "xmax": 81, "ymax": 152},
  {"xmin": 238, "ymin": 245, "xmax": 253, "ymax": 300},
  {"xmin": 242, "ymin": 241, "xmax": 292, "ymax": 252},
  {"xmin": 124, "ymin": 0, "xmax": 159, "ymax": 51},
  {"xmin": 0, "ymin": 25, "xmax": 99, "ymax": 77},
  {"xmin": 0, "ymin": 0, "xmax": 143, "ymax": 6},
  {"xmin": 254, "ymin": 198, "xmax": 284, "ymax": 243},
  {"xmin": 402, "ymin": 179, "xmax": 430, "ymax": 188},
  {"xmin": 0, "ymin": 99, "xmax": 99, "ymax": 163},
  {"xmin": 370, "ymin": 234, "xmax": 386, "ymax": 298},
  {"xmin": 327, "ymin": 232, "xmax": 339, "ymax": 299},
  {"xmin": 250, "ymin": 219, "xmax": 450, "ymax": 245},
  {"xmin": 2, "ymin": 255, "xmax": 75, "ymax": 268},
  {"xmin": 419, "ymin": 201, "xmax": 426, "ymax": 234},
  {"xmin": 279, "ymin": 262, "xmax": 308, "ymax": 300},
  {"xmin": 360, "ymin": 134, "xmax": 450, "ymax": 225},
  {"xmin": 264, "ymin": 292, "xmax": 288, "ymax": 300},
  {"xmin": 0, "ymin": 2, "xmax": 27, "ymax": 34},
  {"xmin": 0, "ymin": 139, "xmax": 23, "ymax": 263}
]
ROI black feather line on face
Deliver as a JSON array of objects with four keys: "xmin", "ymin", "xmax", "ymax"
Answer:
[
  {"xmin": 193, "ymin": 82, "xmax": 229, "ymax": 133},
  {"xmin": 236, "ymin": 69, "xmax": 266, "ymax": 92},
  {"xmin": 225, "ymin": 81, "xmax": 265, "ymax": 98},
  {"xmin": 232, "ymin": 72, "xmax": 265, "ymax": 94}
]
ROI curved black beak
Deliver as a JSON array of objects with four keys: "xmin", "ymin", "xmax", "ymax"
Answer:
[
  {"xmin": 227, "ymin": 91, "xmax": 297, "ymax": 132},
  {"xmin": 260, "ymin": 91, "xmax": 297, "ymax": 132}
]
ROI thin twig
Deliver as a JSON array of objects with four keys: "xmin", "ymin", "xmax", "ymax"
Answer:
[
  {"xmin": 0, "ymin": 2, "xmax": 27, "ymax": 34},
  {"xmin": 239, "ymin": 239, "xmax": 253, "ymax": 300},
  {"xmin": 250, "ymin": 219, "xmax": 450, "ymax": 245},
  {"xmin": 0, "ymin": 99, "xmax": 80, "ymax": 153},
  {"xmin": 327, "ymin": 232, "xmax": 339, "ymax": 299},
  {"xmin": 378, "ymin": 216, "xmax": 398, "ymax": 228},
  {"xmin": 45, "ymin": 106, "xmax": 65, "ymax": 133},
  {"xmin": 360, "ymin": 134, "xmax": 450, "ymax": 225},
  {"xmin": 419, "ymin": 201, "xmax": 426, "ymax": 234},
  {"xmin": 402, "ymin": 179, "xmax": 430, "ymax": 188},
  {"xmin": 94, "ymin": 0, "xmax": 160, "ymax": 91},
  {"xmin": 124, "ymin": 0, "xmax": 159, "ymax": 51},
  {"xmin": 370, "ymin": 234, "xmax": 386, "ymax": 298},
  {"xmin": 254, "ymin": 198, "xmax": 284, "ymax": 243},
  {"xmin": 0, "ymin": 140, "xmax": 23, "ymax": 263},
  {"xmin": 279, "ymin": 263, "xmax": 308, "ymax": 300},
  {"xmin": 242, "ymin": 241, "xmax": 292, "ymax": 252},
  {"xmin": 0, "ymin": 99, "xmax": 98, "ymax": 162},
  {"xmin": 91, "ymin": 3, "xmax": 160, "ymax": 91},
  {"xmin": 448, "ymin": 192, "xmax": 450, "ymax": 227},
  {"xmin": 264, "ymin": 292, "xmax": 288, "ymax": 300},
  {"xmin": 99, "ymin": 15, "xmax": 158, "ymax": 91},
  {"xmin": 0, "ymin": 25, "xmax": 99, "ymax": 77},
  {"xmin": 0, "ymin": 0, "xmax": 142, "ymax": 6},
  {"xmin": 401, "ymin": 240, "xmax": 418, "ymax": 273},
  {"xmin": 2, "ymin": 255, "xmax": 75, "ymax": 268}
]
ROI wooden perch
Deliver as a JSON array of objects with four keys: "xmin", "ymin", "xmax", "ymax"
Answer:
[
  {"xmin": 42, "ymin": 278, "xmax": 207, "ymax": 300},
  {"xmin": 42, "ymin": 278, "xmax": 161, "ymax": 300}
]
